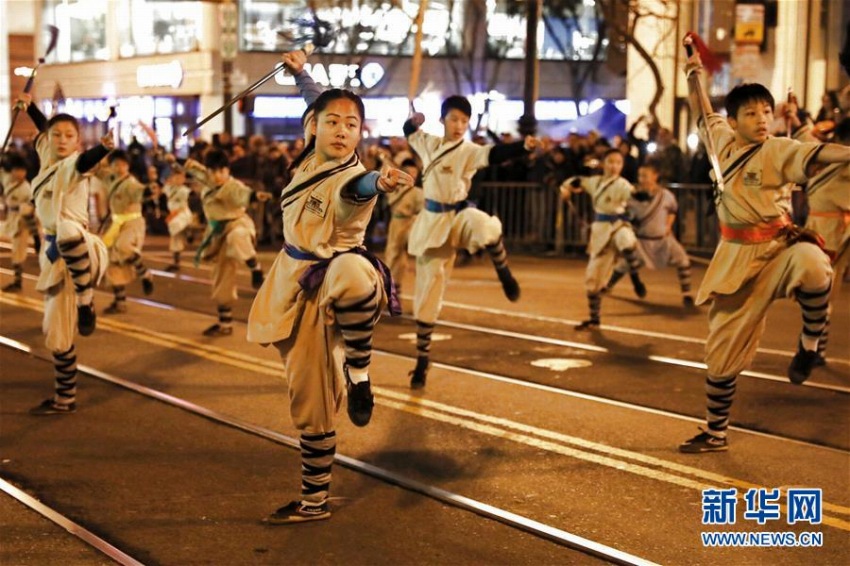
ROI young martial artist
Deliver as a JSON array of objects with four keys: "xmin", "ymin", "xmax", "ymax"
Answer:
[
  {"xmin": 161, "ymin": 163, "xmax": 194, "ymax": 272},
  {"xmin": 99, "ymin": 150, "xmax": 154, "ymax": 314},
  {"xmin": 404, "ymin": 97, "xmax": 538, "ymax": 388},
  {"xmin": 16, "ymin": 94, "xmax": 113, "ymax": 414},
  {"xmin": 679, "ymin": 41, "xmax": 850, "ymax": 453},
  {"xmin": 602, "ymin": 160, "xmax": 695, "ymax": 306},
  {"xmin": 804, "ymin": 118, "xmax": 850, "ymax": 363},
  {"xmin": 247, "ymin": 88, "xmax": 412, "ymax": 524},
  {"xmin": 184, "ymin": 149, "xmax": 266, "ymax": 337},
  {"xmin": 560, "ymin": 148, "xmax": 647, "ymax": 330},
  {"xmin": 0, "ymin": 153, "xmax": 39, "ymax": 291},
  {"xmin": 383, "ymin": 158, "xmax": 424, "ymax": 297}
]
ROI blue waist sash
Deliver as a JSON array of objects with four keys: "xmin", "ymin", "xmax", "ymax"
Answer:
[
  {"xmin": 44, "ymin": 234, "xmax": 60, "ymax": 263},
  {"xmin": 595, "ymin": 213, "xmax": 629, "ymax": 222},
  {"xmin": 283, "ymin": 242, "xmax": 401, "ymax": 316},
  {"xmin": 424, "ymin": 198, "xmax": 473, "ymax": 213}
]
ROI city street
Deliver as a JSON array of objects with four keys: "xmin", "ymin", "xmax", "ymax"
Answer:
[{"xmin": 1, "ymin": 238, "xmax": 848, "ymax": 565}]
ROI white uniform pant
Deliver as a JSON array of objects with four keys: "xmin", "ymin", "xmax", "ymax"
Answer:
[
  {"xmin": 413, "ymin": 208, "xmax": 502, "ymax": 324},
  {"xmin": 705, "ymin": 242, "xmax": 833, "ymax": 378},
  {"xmin": 274, "ymin": 254, "xmax": 384, "ymax": 433},
  {"xmin": 585, "ymin": 225, "xmax": 638, "ymax": 294}
]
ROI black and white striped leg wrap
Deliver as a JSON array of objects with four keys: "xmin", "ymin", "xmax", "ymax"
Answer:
[
  {"xmin": 127, "ymin": 252, "xmax": 150, "ymax": 279},
  {"xmin": 706, "ymin": 375, "xmax": 736, "ymax": 438},
  {"xmin": 53, "ymin": 346, "xmax": 77, "ymax": 405},
  {"xmin": 622, "ymin": 247, "xmax": 641, "ymax": 274},
  {"xmin": 300, "ymin": 431, "xmax": 336, "ymax": 506},
  {"xmin": 113, "ymin": 285, "xmax": 126, "ymax": 305},
  {"xmin": 415, "ymin": 320, "xmax": 435, "ymax": 358},
  {"xmin": 58, "ymin": 237, "xmax": 93, "ymax": 305},
  {"xmin": 218, "ymin": 305, "xmax": 233, "ymax": 330},
  {"xmin": 587, "ymin": 292, "xmax": 601, "ymax": 323},
  {"xmin": 485, "ymin": 237, "xmax": 508, "ymax": 270},
  {"xmin": 333, "ymin": 287, "xmax": 380, "ymax": 370},
  {"xmin": 796, "ymin": 284, "xmax": 830, "ymax": 351},
  {"xmin": 677, "ymin": 265, "xmax": 692, "ymax": 294}
]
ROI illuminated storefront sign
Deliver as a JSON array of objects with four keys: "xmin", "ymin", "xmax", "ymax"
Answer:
[
  {"xmin": 274, "ymin": 62, "xmax": 384, "ymax": 90},
  {"xmin": 136, "ymin": 60, "xmax": 184, "ymax": 89}
]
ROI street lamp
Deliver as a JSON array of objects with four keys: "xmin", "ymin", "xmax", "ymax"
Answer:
[
  {"xmin": 518, "ymin": 0, "xmax": 541, "ymax": 137},
  {"xmin": 220, "ymin": 0, "xmax": 238, "ymax": 135}
]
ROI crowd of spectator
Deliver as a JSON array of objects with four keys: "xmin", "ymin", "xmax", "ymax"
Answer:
[{"xmin": 4, "ymin": 86, "xmax": 848, "ymax": 253}]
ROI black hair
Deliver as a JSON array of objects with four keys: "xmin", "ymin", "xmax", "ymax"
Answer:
[
  {"xmin": 834, "ymin": 118, "xmax": 850, "ymax": 143},
  {"xmin": 290, "ymin": 88, "xmax": 366, "ymax": 172},
  {"xmin": 46, "ymin": 113, "xmax": 80, "ymax": 134},
  {"xmin": 108, "ymin": 149, "xmax": 129, "ymax": 164},
  {"xmin": 3, "ymin": 153, "xmax": 28, "ymax": 171},
  {"xmin": 441, "ymin": 95, "xmax": 472, "ymax": 119},
  {"xmin": 724, "ymin": 83, "xmax": 775, "ymax": 120},
  {"xmin": 602, "ymin": 148, "xmax": 622, "ymax": 160},
  {"xmin": 204, "ymin": 148, "xmax": 230, "ymax": 170},
  {"xmin": 400, "ymin": 158, "xmax": 419, "ymax": 170},
  {"xmin": 639, "ymin": 159, "xmax": 660, "ymax": 172}
]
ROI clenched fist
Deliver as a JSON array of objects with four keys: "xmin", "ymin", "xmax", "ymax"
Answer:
[{"xmin": 376, "ymin": 164, "xmax": 414, "ymax": 194}]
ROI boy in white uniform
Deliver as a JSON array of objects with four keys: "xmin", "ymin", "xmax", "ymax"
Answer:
[
  {"xmin": 161, "ymin": 164, "xmax": 194, "ymax": 272},
  {"xmin": 603, "ymin": 161, "xmax": 694, "ymax": 306},
  {"xmin": 383, "ymin": 158, "xmax": 424, "ymax": 297},
  {"xmin": 404, "ymin": 97, "xmax": 538, "ymax": 388},
  {"xmin": 99, "ymin": 150, "xmax": 154, "ymax": 314},
  {"xmin": 0, "ymin": 153, "xmax": 38, "ymax": 291},
  {"xmin": 679, "ymin": 41, "xmax": 850, "ymax": 453},
  {"xmin": 560, "ymin": 149, "xmax": 647, "ymax": 330},
  {"xmin": 804, "ymin": 118, "xmax": 850, "ymax": 363},
  {"xmin": 17, "ymin": 94, "xmax": 113, "ymax": 415},
  {"xmin": 185, "ymin": 149, "xmax": 266, "ymax": 336}
]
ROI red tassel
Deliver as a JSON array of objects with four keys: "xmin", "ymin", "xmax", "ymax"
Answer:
[{"xmin": 686, "ymin": 32, "xmax": 724, "ymax": 74}]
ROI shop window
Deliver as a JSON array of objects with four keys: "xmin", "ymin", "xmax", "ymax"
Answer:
[
  {"xmin": 43, "ymin": 0, "xmax": 109, "ymax": 63},
  {"xmin": 487, "ymin": 0, "xmax": 608, "ymax": 61},
  {"xmin": 118, "ymin": 0, "xmax": 202, "ymax": 58},
  {"xmin": 240, "ymin": 0, "xmax": 463, "ymax": 56}
]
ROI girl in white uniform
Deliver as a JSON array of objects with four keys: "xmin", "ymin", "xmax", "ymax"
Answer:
[
  {"xmin": 247, "ymin": 88, "xmax": 412, "ymax": 524},
  {"xmin": 0, "ymin": 153, "xmax": 38, "ymax": 291}
]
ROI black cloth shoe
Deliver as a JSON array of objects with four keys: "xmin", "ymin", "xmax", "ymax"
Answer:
[
  {"xmin": 77, "ymin": 303, "xmax": 96, "ymax": 336},
  {"xmin": 165, "ymin": 264, "xmax": 180, "ymax": 273},
  {"xmin": 103, "ymin": 301, "xmax": 127, "ymax": 315},
  {"xmin": 29, "ymin": 399, "xmax": 76, "ymax": 416},
  {"xmin": 788, "ymin": 342, "xmax": 819, "ymax": 385},
  {"xmin": 141, "ymin": 276, "xmax": 154, "ymax": 295},
  {"xmin": 496, "ymin": 267, "xmax": 520, "ymax": 302},
  {"xmin": 409, "ymin": 357, "xmax": 430, "ymax": 389},
  {"xmin": 203, "ymin": 324, "xmax": 233, "ymax": 337},
  {"xmin": 344, "ymin": 366, "xmax": 374, "ymax": 427},
  {"xmin": 575, "ymin": 319, "xmax": 600, "ymax": 331},
  {"xmin": 683, "ymin": 295, "xmax": 695, "ymax": 308},
  {"xmin": 630, "ymin": 273, "xmax": 647, "ymax": 298},
  {"xmin": 265, "ymin": 501, "xmax": 331, "ymax": 525},
  {"xmin": 2, "ymin": 280, "xmax": 22, "ymax": 292},
  {"xmin": 679, "ymin": 429, "xmax": 728, "ymax": 453},
  {"xmin": 251, "ymin": 269, "xmax": 264, "ymax": 290},
  {"xmin": 814, "ymin": 353, "xmax": 827, "ymax": 367}
]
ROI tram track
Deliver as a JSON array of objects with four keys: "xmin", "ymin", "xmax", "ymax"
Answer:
[
  {"xmin": 0, "ymin": 336, "xmax": 653, "ymax": 566},
  {"xmin": 3, "ymin": 286, "xmax": 850, "ymax": 563}
]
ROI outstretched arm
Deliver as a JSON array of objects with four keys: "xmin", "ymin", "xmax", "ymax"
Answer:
[
  {"xmin": 14, "ymin": 94, "xmax": 48, "ymax": 132},
  {"xmin": 489, "ymin": 136, "xmax": 538, "ymax": 164},
  {"xmin": 76, "ymin": 131, "xmax": 115, "ymax": 173}
]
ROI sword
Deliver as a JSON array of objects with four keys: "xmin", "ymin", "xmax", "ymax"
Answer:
[
  {"xmin": 184, "ymin": 42, "xmax": 315, "ymax": 137},
  {"xmin": 683, "ymin": 33, "xmax": 725, "ymax": 198},
  {"xmin": 2, "ymin": 25, "xmax": 59, "ymax": 153}
]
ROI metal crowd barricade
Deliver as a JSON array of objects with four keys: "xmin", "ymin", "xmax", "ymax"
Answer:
[{"xmin": 472, "ymin": 180, "xmax": 718, "ymax": 256}]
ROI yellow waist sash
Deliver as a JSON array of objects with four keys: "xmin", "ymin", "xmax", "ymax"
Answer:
[{"xmin": 102, "ymin": 212, "xmax": 142, "ymax": 247}]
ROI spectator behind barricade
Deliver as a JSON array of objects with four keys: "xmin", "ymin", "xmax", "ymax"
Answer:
[
  {"xmin": 143, "ymin": 164, "xmax": 168, "ymax": 235},
  {"xmin": 653, "ymin": 127, "xmax": 686, "ymax": 183},
  {"xmin": 617, "ymin": 138, "xmax": 639, "ymax": 183},
  {"xmin": 127, "ymin": 135, "xmax": 149, "ymax": 182}
]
